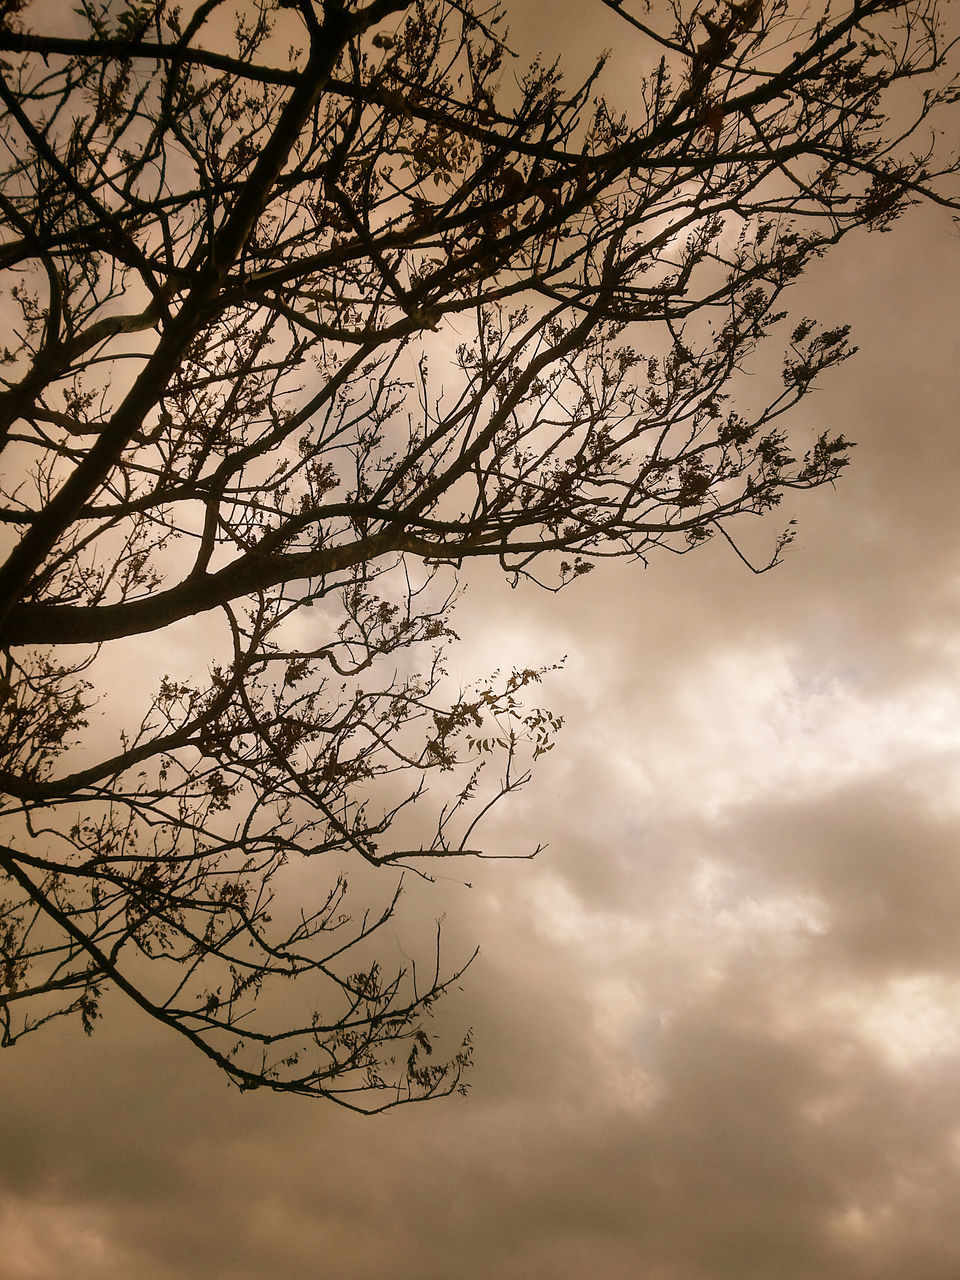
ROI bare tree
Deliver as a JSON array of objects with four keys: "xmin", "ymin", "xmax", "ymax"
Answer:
[{"xmin": 0, "ymin": 0, "xmax": 956, "ymax": 1110}]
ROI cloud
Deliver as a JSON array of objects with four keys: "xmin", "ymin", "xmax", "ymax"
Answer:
[{"xmin": 4, "ymin": 20, "xmax": 960, "ymax": 1280}]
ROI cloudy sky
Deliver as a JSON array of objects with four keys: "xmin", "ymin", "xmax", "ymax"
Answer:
[{"xmin": 3, "ymin": 5, "xmax": 960, "ymax": 1279}]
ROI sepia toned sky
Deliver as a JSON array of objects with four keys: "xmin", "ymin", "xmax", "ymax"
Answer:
[{"xmin": 3, "ymin": 4, "xmax": 960, "ymax": 1278}]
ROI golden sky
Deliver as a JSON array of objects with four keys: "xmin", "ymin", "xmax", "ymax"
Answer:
[{"xmin": 2, "ymin": 2, "xmax": 960, "ymax": 1277}]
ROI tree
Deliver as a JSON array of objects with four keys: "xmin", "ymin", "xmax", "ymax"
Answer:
[{"xmin": 0, "ymin": 0, "xmax": 956, "ymax": 1111}]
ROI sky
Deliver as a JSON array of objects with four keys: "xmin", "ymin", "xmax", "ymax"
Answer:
[{"xmin": 3, "ymin": 4, "xmax": 960, "ymax": 1279}]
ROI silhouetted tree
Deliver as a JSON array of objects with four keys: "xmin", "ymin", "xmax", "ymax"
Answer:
[{"xmin": 0, "ymin": 0, "xmax": 956, "ymax": 1109}]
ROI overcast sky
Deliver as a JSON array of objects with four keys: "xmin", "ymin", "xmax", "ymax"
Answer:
[{"xmin": 3, "ymin": 4, "xmax": 960, "ymax": 1279}]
